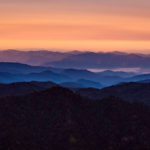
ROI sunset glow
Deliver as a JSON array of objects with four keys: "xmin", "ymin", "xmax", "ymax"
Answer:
[{"xmin": 0, "ymin": 0, "xmax": 150, "ymax": 52}]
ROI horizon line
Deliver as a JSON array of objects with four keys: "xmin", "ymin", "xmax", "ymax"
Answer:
[{"xmin": 0, "ymin": 49, "xmax": 150, "ymax": 54}]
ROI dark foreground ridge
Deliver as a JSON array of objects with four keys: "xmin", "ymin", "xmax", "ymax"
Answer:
[
  {"xmin": 76, "ymin": 82, "xmax": 150, "ymax": 105},
  {"xmin": 0, "ymin": 81, "xmax": 58, "ymax": 97},
  {"xmin": 0, "ymin": 87, "xmax": 150, "ymax": 150}
]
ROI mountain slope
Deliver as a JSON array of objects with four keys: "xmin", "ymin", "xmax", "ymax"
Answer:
[
  {"xmin": 76, "ymin": 82, "xmax": 150, "ymax": 105},
  {"xmin": 98, "ymin": 70, "xmax": 136, "ymax": 77},
  {"xmin": 0, "ymin": 64, "xmax": 124, "ymax": 86},
  {"xmin": 0, "ymin": 50, "xmax": 71, "ymax": 66},
  {"xmin": 0, "ymin": 81, "xmax": 57, "ymax": 97},
  {"xmin": 77, "ymin": 79, "xmax": 103, "ymax": 88},
  {"xmin": 2, "ymin": 50, "xmax": 150, "ymax": 70},
  {"xmin": 0, "ymin": 70, "xmax": 71, "ymax": 84},
  {"xmin": 61, "ymin": 68, "xmax": 123, "ymax": 86},
  {"xmin": 26, "ymin": 71, "xmax": 71, "ymax": 83},
  {"xmin": 0, "ymin": 87, "xmax": 150, "ymax": 149},
  {"xmin": 128, "ymin": 73, "xmax": 150, "ymax": 82},
  {"xmin": 48, "ymin": 52, "xmax": 150, "ymax": 69},
  {"xmin": 0, "ymin": 62, "xmax": 62, "ymax": 74}
]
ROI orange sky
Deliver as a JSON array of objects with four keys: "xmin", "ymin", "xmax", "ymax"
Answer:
[{"xmin": 0, "ymin": 0, "xmax": 150, "ymax": 53}]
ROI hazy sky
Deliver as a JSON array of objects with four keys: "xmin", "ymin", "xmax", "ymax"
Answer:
[{"xmin": 0, "ymin": 0, "xmax": 150, "ymax": 53}]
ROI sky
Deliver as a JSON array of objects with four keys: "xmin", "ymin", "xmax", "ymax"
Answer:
[{"xmin": 0, "ymin": 0, "xmax": 150, "ymax": 53}]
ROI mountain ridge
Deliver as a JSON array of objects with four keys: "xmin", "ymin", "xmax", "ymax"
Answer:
[
  {"xmin": 0, "ymin": 86, "xmax": 150, "ymax": 149},
  {"xmin": 1, "ymin": 50, "xmax": 150, "ymax": 71},
  {"xmin": 76, "ymin": 82, "xmax": 150, "ymax": 105}
]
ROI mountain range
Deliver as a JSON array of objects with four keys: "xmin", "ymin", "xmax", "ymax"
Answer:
[
  {"xmin": 0, "ymin": 50, "xmax": 71, "ymax": 66},
  {"xmin": 0, "ymin": 81, "xmax": 58, "ymax": 97},
  {"xmin": 0, "ymin": 62, "xmax": 62, "ymax": 74},
  {"xmin": 2, "ymin": 62, "xmax": 150, "ymax": 88},
  {"xmin": 1, "ymin": 81, "xmax": 150, "ymax": 107},
  {"xmin": 76, "ymin": 82, "xmax": 150, "ymax": 105},
  {"xmin": 0, "ymin": 62, "xmax": 134, "ymax": 87},
  {"xmin": 1, "ymin": 50, "xmax": 150, "ymax": 71},
  {"xmin": 0, "ymin": 86, "xmax": 150, "ymax": 150},
  {"xmin": 48, "ymin": 52, "xmax": 150, "ymax": 69},
  {"xmin": 1, "ymin": 50, "xmax": 150, "ymax": 149}
]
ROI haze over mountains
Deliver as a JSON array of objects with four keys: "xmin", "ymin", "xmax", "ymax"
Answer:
[
  {"xmin": 1, "ymin": 50, "xmax": 150, "ymax": 72},
  {"xmin": 48, "ymin": 52, "xmax": 150, "ymax": 70},
  {"xmin": 0, "ymin": 62, "xmax": 139, "ymax": 87},
  {"xmin": 1, "ymin": 50, "xmax": 150, "ymax": 149},
  {"xmin": 2, "ymin": 62, "xmax": 150, "ymax": 88},
  {"xmin": 1, "ymin": 0, "xmax": 150, "ymax": 147},
  {"xmin": 0, "ymin": 50, "xmax": 71, "ymax": 66},
  {"xmin": 1, "ymin": 59, "xmax": 150, "ymax": 106}
]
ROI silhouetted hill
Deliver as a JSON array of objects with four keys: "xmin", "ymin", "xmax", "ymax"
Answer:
[
  {"xmin": 4, "ymin": 62, "xmax": 150, "ymax": 87},
  {"xmin": 26, "ymin": 71, "xmax": 71, "ymax": 83},
  {"xmin": 98, "ymin": 70, "xmax": 136, "ymax": 77},
  {"xmin": 0, "ymin": 62, "xmax": 62, "ymax": 74},
  {"xmin": 0, "ymin": 63, "xmax": 125, "ymax": 86},
  {"xmin": 0, "ymin": 81, "xmax": 57, "ymax": 97},
  {"xmin": 0, "ymin": 70, "xmax": 71, "ymax": 84},
  {"xmin": 0, "ymin": 72, "xmax": 21, "ymax": 83},
  {"xmin": 61, "ymin": 68, "xmax": 96, "ymax": 79},
  {"xmin": 61, "ymin": 68, "xmax": 123, "ymax": 86},
  {"xmin": 75, "ymin": 87, "xmax": 101, "ymax": 99},
  {"xmin": 0, "ymin": 87, "xmax": 150, "ymax": 149},
  {"xmin": 138, "ymin": 79, "xmax": 150, "ymax": 83},
  {"xmin": 77, "ymin": 79, "xmax": 102, "ymax": 88},
  {"xmin": 128, "ymin": 73, "xmax": 150, "ymax": 82},
  {"xmin": 2, "ymin": 50, "xmax": 150, "ymax": 70},
  {"xmin": 61, "ymin": 69, "xmax": 103, "ymax": 84},
  {"xmin": 0, "ymin": 50, "xmax": 71, "ymax": 66},
  {"xmin": 0, "ymin": 80, "xmax": 101, "ymax": 97},
  {"xmin": 60, "ymin": 79, "xmax": 102, "ymax": 89},
  {"xmin": 48, "ymin": 52, "xmax": 150, "ymax": 69},
  {"xmin": 60, "ymin": 82, "xmax": 84, "ymax": 88},
  {"xmin": 76, "ymin": 82, "xmax": 150, "ymax": 105}
]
